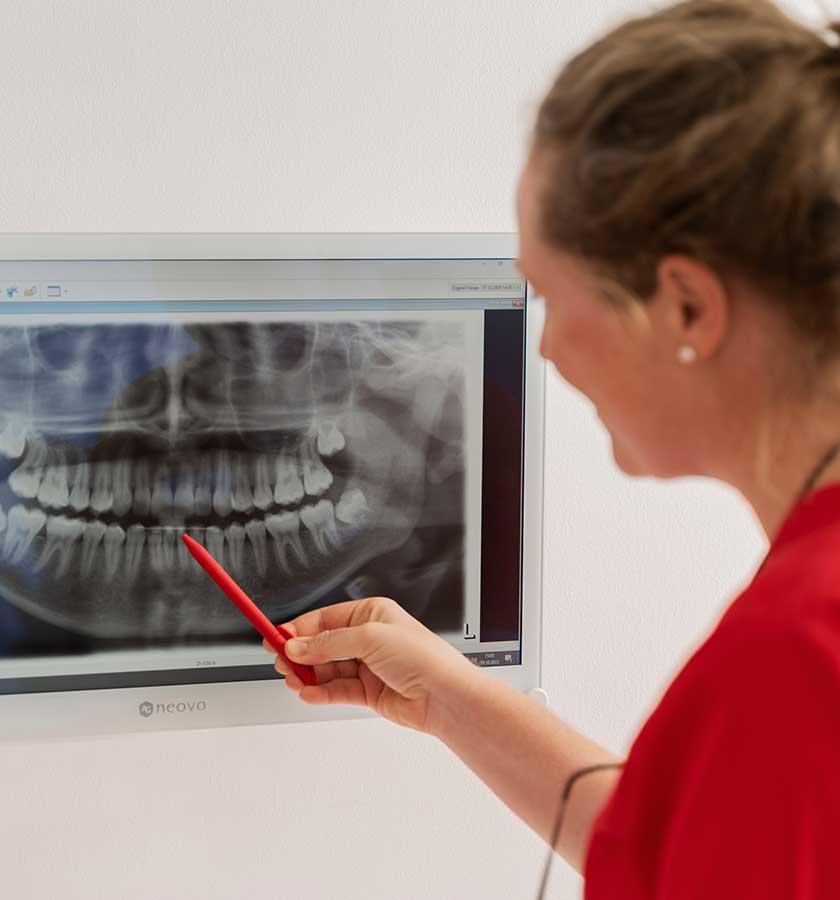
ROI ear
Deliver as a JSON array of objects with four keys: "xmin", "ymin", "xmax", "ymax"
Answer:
[{"xmin": 651, "ymin": 255, "xmax": 729, "ymax": 361}]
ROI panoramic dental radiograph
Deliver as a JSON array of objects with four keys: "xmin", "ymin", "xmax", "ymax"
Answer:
[{"xmin": 0, "ymin": 318, "xmax": 466, "ymax": 651}]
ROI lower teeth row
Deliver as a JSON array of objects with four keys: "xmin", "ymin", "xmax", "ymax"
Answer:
[{"xmin": 0, "ymin": 488, "xmax": 371, "ymax": 579}]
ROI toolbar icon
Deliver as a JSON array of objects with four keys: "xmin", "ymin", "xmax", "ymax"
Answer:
[
  {"xmin": 5, "ymin": 285, "xmax": 18, "ymax": 299},
  {"xmin": 23, "ymin": 285, "xmax": 37, "ymax": 297},
  {"xmin": 46, "ymin": 285, "xmax": 61, "ymax": 297}
]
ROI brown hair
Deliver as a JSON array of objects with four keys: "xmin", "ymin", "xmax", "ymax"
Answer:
[{"xmin": 531, "ymin": 0, "xmax": 840, "ymax": 369}]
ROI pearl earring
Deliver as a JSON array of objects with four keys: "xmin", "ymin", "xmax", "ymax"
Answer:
[{"xmin": 677, "ymin": 346, "xmax": 697, "ymax": 364}]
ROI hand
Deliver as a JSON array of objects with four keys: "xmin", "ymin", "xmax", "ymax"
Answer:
[{"xmin": 263, "ymin": 595, "xmax": 481, "ymax": 735}]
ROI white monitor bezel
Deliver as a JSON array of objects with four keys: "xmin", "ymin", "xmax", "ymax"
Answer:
[{"xmin": 0, "ymin": 233, "xmax": 545, "ymax": 742}]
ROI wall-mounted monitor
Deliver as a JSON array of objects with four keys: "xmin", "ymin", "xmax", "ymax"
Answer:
[{"xmin": 0, "ymin": 233, "xmax": 544, "ymax": 741}]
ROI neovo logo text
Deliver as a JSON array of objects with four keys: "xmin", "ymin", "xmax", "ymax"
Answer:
[{"xmin": 138, "ymin": 700, "xmax": 207, "ymax": 717}]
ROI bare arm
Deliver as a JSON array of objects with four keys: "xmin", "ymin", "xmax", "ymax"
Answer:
[{"xmin": 430, "ymin": 668, "xmax": 623, "ymax": 873}]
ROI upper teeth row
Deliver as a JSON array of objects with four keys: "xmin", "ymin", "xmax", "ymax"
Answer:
[{"xmin": 7, "ymin": 448, "xmax": 338, "ymax": 518}]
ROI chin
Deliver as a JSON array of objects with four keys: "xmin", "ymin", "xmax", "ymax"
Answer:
[{"xmin": 608, "ymin": 432, "xmax": 645, "ymax": 477}]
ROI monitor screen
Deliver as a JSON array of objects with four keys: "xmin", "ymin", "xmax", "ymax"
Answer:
[{"xmin": 0, "ymin": 250, "xmax": 530, "ymax": 698}]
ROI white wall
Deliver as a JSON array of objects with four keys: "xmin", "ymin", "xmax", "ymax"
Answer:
[{"xmin": 2, "ymin": 0, "xmax": 818, "ymax": 897}]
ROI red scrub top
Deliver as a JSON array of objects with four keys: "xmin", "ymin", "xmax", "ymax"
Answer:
[{"xmin": 583, "ymin": 482, "xmax": 840, "ymax": 899}]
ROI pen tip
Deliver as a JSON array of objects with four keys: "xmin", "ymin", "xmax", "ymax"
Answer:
[{"xmin": 182, "ymin": 533, "xmax": 195, "ymax": 549}]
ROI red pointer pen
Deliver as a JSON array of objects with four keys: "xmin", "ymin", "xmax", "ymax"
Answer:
[{"xmin": 181, "ymin": 533, "xmax": 318, "ymax": 687}]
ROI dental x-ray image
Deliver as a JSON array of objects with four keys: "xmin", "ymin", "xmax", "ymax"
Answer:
[{"xmin": 0, "ymin": 317, "xmax": 466, "ymax": 654}]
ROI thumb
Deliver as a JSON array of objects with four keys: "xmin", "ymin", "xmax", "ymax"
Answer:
[{"xmin": 285, "ymin": 624, "xmax": 382, "ymax": 664}]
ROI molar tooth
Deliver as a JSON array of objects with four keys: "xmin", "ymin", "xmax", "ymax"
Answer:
[
  {"xmin": 213, "ymin": 451, "xmax": 233, "ymax": 517},
  {"xmin": 151, "ymin": 464, "xmax": 173, "ymax": 518},
  {"xmin": 8, "ymin": 438, "xmax": 48, "ymax": 499},
  {"xmin": 244, "ymin": 520, "xmax": 268, "ymax": 575},
  {"xmin": 80, "ymin": 520, "xmax": 107, "ymax": 577},
  {"xmin": 37, "ymin": 515, "xmax": 84, "ymax": 574},
  {"xmin": 252, "ymin": 457, "xmax": 273, "ymax": 511},
  {"xmin": 173, "ymin": 466, "xmax": 196, "ymax": 517},
  {"xmin": 125, "ymin": 524, "xmax": 146, "ymax": 579},
  {"xmin": 90, "ymin": 462, "xmax": 114, "ymax": 514},
  {"xmin": 224, "ymin": 522, "xmax": 245, "ymax": 571},
  {"xmin": 69, "ymin": 462, "xmax": 91, "ymax": 512},
  {"xmin": 273, "ymin": 454, "xmax": 304, "ymax": 506},
  {"xmin": 0, "ymin": 417, "xmax": 27, "ymax": 459},
  {"xmin": 2, "ymin": 505, "xmax": 47, "ymax": 563},
  {"xmin": 103, "ymin": 523, "xmax": 126, "ymax": 580},
  {"xmin": 300, "ymin": 500, "xmax": 341, "ymax": 555},
  {"xmin": 335, "ymin": 487, "xmax": 371, "ymax": 527},
  {"xmin": 205, "ymin": 525, "xmax": 225, "ymax": 568},
  {"xmin": 232, "ymin": 455, "xmax": 254, "ymax": 513},
  {"xmin": 132, "ymin": 460, "xmax": 151, "ymax": 516},
  {"xmin": 316, "ymin": 421, "xmax": 345, "ymax": 457},
  {"xmin": 37, "ymin": 453, "xmax": 70, "ymax": 510},
  {"xmin": 301, "ymin": 447, "xmax": 333, "ymax": 497},
  {"xmin": 112, "ymin": 459, "xmax": 133, "ymax": 516},
  {"xmin": 265, "ymin": 510, "xmax": 306, "ymax": 572},
  {"xmin": 193, "ymin": 458, "xmax": 213, "ymax": 516}
]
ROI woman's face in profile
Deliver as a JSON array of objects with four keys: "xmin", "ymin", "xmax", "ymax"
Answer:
[{"xmin": 514, "ymin": 151, "xmax": 685, "ymax": 479}]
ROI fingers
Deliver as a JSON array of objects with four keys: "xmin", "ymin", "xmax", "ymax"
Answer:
[
  {"xmin": 261, "ymin": 597, "xmax": 404, "ymax": 656},
  {"xmin": 282, "ymin": 621, "xmax": 386, "ymax": 667},
  {"xmin": 292, "ymin": 677, "xmax": 369, "ymax": 707},
  {"xmin": 273, "ymin": 657, "xmax": 303, "ymax": 691},
  {"xmin": 261, "ymin": 597, "xmax": 405, "ymax": 693}
]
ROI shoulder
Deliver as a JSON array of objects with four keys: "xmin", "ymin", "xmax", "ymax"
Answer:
[{"xmin": 616, "ymin": 608, "xmax": 840, "ymax": 795}]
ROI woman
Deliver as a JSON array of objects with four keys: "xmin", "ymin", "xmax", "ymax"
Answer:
[{"xmin": 264, "ymin": 1, "xmax": 840, "ymax": 895}]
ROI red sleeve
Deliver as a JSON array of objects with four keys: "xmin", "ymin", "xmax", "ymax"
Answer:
[{"xmin": 585, "ymin": 618, "xmax": 840, "ymax": 899}]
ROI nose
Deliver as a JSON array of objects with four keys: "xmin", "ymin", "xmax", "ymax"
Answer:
[{"xmin": 538, "ymin": 324, "xmax": 549, "ymax": 361}]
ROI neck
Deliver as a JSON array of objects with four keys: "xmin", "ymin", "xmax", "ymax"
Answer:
[{"xmin": 733, "ymin": 422, "xmax": 840, "ymax": 544}]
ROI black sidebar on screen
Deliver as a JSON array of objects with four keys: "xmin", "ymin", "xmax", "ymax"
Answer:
[{"xmin": 478, "ymin": 309, "xmax": 526, "ymax": 644}]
